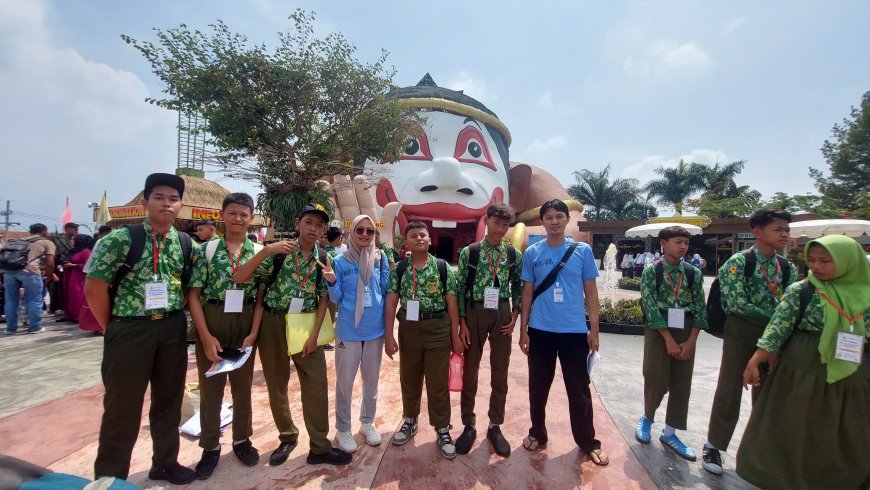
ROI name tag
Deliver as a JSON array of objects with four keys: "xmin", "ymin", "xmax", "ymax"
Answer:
[
  {"xmin": 553, "ymin": 283, "xmax": 564, "ymax": 303},
  {"xmin": 484, "ymin": 287, "xmax": 499, "ymax": 310},
  {"xmin": 835, "ymin": 332, "xmax": 863, "ymax": 364},
  {"xmin": 406, "ymin": 300, "xmax": 420, "ymax": 321},
  {"xmin": 667, "ymin": 308, "xmax": 685, "ymax": 329},
  {"xmin": 224, "ymin": 288, "xmax": 244, "ymax": 313},
  {"xmin": 288, "ymin": 297, "xmax": 305, "ymax": 314},
  {"xmin": 364, "ymin": 287, "xmax": 373, "ymax": 308},
  {"xmin": 144, "ymin": 282, "xmax": 169, "ymax": 310}
]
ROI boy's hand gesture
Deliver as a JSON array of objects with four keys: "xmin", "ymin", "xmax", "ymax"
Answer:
[{"xmin": 316, "ymin": 255, "xmax": 336, "ymax": 285}]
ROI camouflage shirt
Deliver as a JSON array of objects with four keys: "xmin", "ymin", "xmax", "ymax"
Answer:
[
  {"xmin": 718, "ymin": 246, "xmax": 795, "ymax": 325},
  {"xmin": 757, "ymin": 281, "xmax": 870, "ymax": 352},
  {"xmin": 456, "ymin": 240, "xmax": 523, "ymax": 317},
  {"xmin": 87, "ymin": 220, "xmax": 186, "ymax": 317},
  {"xmin": 387, "ymin": 254, "xmax": 457, "ymax": 312},
  {"xmin": 640, "ymin": 261, "xmax": 707, "ymax": 330},
  {"xmin": 189, "ymin": 238, "xmax": 260, "ymax": 301},
  {"xmin": 257, "ymin": 245, "xmax": 328, "ymax": 313}
]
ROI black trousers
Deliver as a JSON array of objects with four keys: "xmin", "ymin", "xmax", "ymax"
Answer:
[{"xmin": 527, "ymin": 327, "xmax": 600, "ymax": 453}]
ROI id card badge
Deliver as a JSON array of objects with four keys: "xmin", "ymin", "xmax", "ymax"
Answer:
[
  {"xmin": 406, "ymin": 300, "xmax": 420, "ymax": 321},
  {"xmin": 835, "ymin": 331, "xmax": 863, "ymax": 363},
  {"xmin": 144, "ymin": 281, "xmax": 169, "ymax": 310},
  {"xmin": 288, "ymin": 297, "xmax": 305, "ymax": 314},
  {"xmin": 667, "ymin": 307, "xmax": 685, "ymax": 329},
  {"xmin": 484, "ymin": 287, "xmax": 499, "ymax": 310},
  {"xmin": 553, "ymin": 282, "xmax": 564, "ymax": 303},
  {"xmin": 364, "ymin": 287, "xmax": 373, "ymax": 308},
  {"xmin": 224, "ymin": 288, "xmax": 244, "ymax": 313}
]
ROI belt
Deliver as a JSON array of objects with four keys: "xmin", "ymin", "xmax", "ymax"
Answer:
[
  {"xmin": 401, "ymin": 308, "xmax": 445, "ymax": 320},
  {"xmin": 118, "ymin": 309, "xmax": 184, "ymax": 321},
  {"xmin": 205, "ymin": 297, "xmax": 255, "ymax": 306},
  {"xmin": 471, "ymin": 298, "xmax": 510, "ymax": 304},
  {"xmin": 264, "ymin": 304, "xmax": 316, "ymax": 315}
]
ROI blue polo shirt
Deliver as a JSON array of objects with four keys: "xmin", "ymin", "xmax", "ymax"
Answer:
[
  {"xmin": 520, "ymin": 237, "xmax": 599, "ymax": 333},
  {"xmin": 327, "ymin": 251, "xmax": 390, "ymax": 341}
]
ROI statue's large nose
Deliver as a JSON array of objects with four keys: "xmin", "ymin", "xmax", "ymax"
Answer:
[{"xmin": 415, "ymin": 157, "xmax": 474, "ymax": 195}]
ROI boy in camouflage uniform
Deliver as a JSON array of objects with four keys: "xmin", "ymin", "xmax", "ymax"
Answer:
[
  {"xmin": 85, "ymin": 173, "xmax": 196, "ymax": 485},
  {"xmin": 701, "ymin": 208, "xmax": 794, "ymax": 475},
  {"xmin": 384, "ymin": 221, "xmax": 461, "ymax": 459},
  {"xmin": 454, "ymin": 204, "xmax": 522, "ymax": 457}
]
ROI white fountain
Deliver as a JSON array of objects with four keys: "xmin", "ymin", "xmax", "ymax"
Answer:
[{"xmin": 602, "ymin": 243, "xmax": 619, "ymax": 301}]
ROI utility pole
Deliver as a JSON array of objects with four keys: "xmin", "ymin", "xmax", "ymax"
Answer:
[{"xmin": 1, "ymin": 200, "xmax": 21, "ymax": 243}]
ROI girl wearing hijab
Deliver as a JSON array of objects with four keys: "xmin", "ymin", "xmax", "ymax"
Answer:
[
  {"xmin": 61, "ymin": 234, "xmax": 95, "ymax": 323},
  {"xmin": 737, "ymin": 235, "xmax": 870, "ymax": 489},
  {"xmin": 634, "ymin": 252, "xmax": 646, "ymax": 277},
  {"xmin": 689, "ymin": 254, "xmax": 702, "ymax": 270},
  {"xmin": 323, "ymin": 215, "xmax": 391, "ymax": 454}
]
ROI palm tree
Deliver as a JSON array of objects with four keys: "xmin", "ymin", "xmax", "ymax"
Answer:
[
  {"xmin": 568, "ymin": 164, "xmax": 642, "ymax": 221},
  {"xmin": 644, "ymin": 160, "xmax": 704, "ymax": 215},
  {"xmin": 695, "ymin": 160, "xmax": 746, "ymax": 197}
]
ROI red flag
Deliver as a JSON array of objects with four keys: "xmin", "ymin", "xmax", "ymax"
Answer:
[{"xmin": 60, "ymin": 197, "xmax": 72, "ymax": 225}]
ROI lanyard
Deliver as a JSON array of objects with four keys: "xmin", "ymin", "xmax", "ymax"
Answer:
[
  {"xmin": 411, "ymin": 263, "xmax": 419, "ymax": 298},
  {"xmin": 293, "ymin": 246, "xmax": 316, "ymax": 289},
  {"xmin": 819, "ymin": 291, "xmax": 865, "ymax": 331},
  {"xmin": 759, "ymin": 258, "xmax": 781, "ymax": 298},
  {"xmin": 664, "ymin": 269, "xmax": 683, "ymax": 306},
  {"xmin": 226, "ymin": 239, "xmax": 243, "ymax": 273},
  {"xmin": 152, "ymin": 231, "xmax": 169, "ymax": 276},
  {"xmin": 482, "ymin": 241, "xmax": 504, "ymax": 286}
]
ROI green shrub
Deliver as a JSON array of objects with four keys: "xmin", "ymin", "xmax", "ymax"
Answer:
[
  {"xmin": 599, "ymin": 298, "xmax": 643, "ymax": 325},
  {"xmin": 618, "ymin": 277, "xmax": 641, "ymax": 290}
]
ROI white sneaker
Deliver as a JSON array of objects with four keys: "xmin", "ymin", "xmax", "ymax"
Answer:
[
  {"xmin": 334, "ymin": 430, "xmax": 358, "ymax": 453},
  {"xmin": 359, "ymin": 422, "xmax": 382, "ymax": 446}
]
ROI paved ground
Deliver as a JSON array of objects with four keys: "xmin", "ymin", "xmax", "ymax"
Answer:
[{"xmin": 0, "ymin": 277, "xmax": 759, "ymax": 489}]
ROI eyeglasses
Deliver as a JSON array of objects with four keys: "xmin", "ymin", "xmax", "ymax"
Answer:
[{"xmin": 355, "ymin": 227, "xmax": 375, "ymax": 237}]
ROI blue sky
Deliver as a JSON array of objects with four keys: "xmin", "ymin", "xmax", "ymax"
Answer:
[{"xmin": 2, "ymin": 0, "xmax": 868, "ymax": 230}]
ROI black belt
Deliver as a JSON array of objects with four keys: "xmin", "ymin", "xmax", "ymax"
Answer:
[
  {"xmin": 402, "ymin": 308, "xmax": 445, "ymax": 320},
  {"xmin": 205, "ymin": 297, "xmax": 255, "ymax": 306},
  {"xmin": 264, "ymin": 304, "xmax": 316, "ymax": 315},
  {"xmin": 471, "ymin": 298, "xmax": 510, "ymax": 304},
  {"xmin": 118, "ymin": 309, "xmax": 184, "ymax": 321}
]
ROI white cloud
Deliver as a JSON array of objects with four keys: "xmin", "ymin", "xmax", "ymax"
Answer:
[
  {"xmin": 620, "ymin": 149, "xmax": 730, "ymax": 184},
  {"xmin": 623, "ymin": 40, "xmax": 713, "ymax": 80},
  {"xmin": 527, "ymin": 135, "xmax": 568, "ymax": 154},
  {"xmin": 444, "ymin": 70, "xmax": 497, "ymax": 103},
  {"xmin": 0, "ymin": 0, "xmax": 179, "ymax": 227}
]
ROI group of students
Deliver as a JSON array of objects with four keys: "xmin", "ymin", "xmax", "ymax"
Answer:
[
  {"xmin": 83, "ymin": 173, "xmax": 609, "ymax": 486},
  {"xmin": 636, "ymin": 208, "xmax": 870, "ymax": 489}
]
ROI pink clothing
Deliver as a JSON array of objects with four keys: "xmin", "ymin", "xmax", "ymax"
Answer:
[{"xmin": 62, "ymin": 249, "xmax": 89, "ymax": 322}]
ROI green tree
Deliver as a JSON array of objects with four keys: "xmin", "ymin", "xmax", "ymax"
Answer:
[
  {"xmin": 568, "ymin": 164, "xmax": 645, "ymax": 221},
  {"xmin": 688, "ymin": 160, "xmax": 762, "ymax": 217},
  {"xmin": 122, "ymin": 10, "xmax": 419, "ymax": 229},
  {"xmin": 643, "ymin": 160, "xmax": 703, "ymax": 215},
  {"xmin": 810, "ymin": 90, "xmax": 870, "ymax": 219},
  {"xmin": 765, "ymin": 192, "xmax": 823, "ymax": 215}
]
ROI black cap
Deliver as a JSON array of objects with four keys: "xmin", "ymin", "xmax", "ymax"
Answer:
[
  {"xmin": 297, "ymin": 203, "xmax": 330, "ymax": 223},
  {"xmin": 144, "ymin": 173, "xmax": 185, "ymax": 199}
]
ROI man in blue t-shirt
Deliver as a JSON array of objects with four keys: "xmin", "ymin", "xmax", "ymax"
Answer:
[{"xmin": 518, "ymin": 199, "xmax": 608, "ymax": 466}]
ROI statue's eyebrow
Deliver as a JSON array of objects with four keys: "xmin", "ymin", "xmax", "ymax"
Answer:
[{"xmin": 462, "ymin": 117, "xmax": 482, "ymax": 130}]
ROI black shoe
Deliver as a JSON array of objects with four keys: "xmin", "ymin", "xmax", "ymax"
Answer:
[
  {"xmin": 195, "ymin": 448, "xmax": 221, "ymax": 480},
  {"xmin": 323, "ymin": 343, "xmax": 334, "ymax": 351},
  {"xmin": 269, "ymin": 440, "xmax": 297, "ymax": 466},
  {"xmin": 455, "ymin": 425, "xmax": 476, "ymax": 455},
  {"xmin": 487, "ymin": 425, "xmax": 511, "ymax": 457},
  {"xmin": 306, "ymin": 448, "xmax": 352, "ymax": 465},
  {"xmin": 233, "ymin": 439, "xmax": 260, "ymax": 467},
  {"xmin": 148, "ymin": 463, "xmax": 196, "ymax": 485},
  {"xmin": 701, "ymin": 446, "xmax": 724, "ymax": 475}
]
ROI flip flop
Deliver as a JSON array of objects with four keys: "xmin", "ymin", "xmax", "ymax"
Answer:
[
  {"xmin": 522, "ymin": 435, "xmax": 547, "ymax": 451},
  {"xmin": 589, "ymin": 448, "xmax": 609, "ymax": 466}
]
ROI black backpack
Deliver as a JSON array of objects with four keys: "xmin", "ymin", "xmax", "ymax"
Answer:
[
  {"xmin": 0, "ymin": 237, "xmax": 42, "ymax": 271},
  {"xmin": 109, "ymin": 225, "xmax": 193, "ymax": 305},
  {"xmin": 640, "ymin": 262, "xmax": 697, "ymax": 323},
  {"xmin": 395, "ymin": 257, "xmax": 448, "ymax": 297},
  {"xmin": 465, "ymin": 242, "xmax": 517, "ymax": 300},
  {"xmin": 263, "ymin": 247, "xmax": 329, "ymax": 306},
  {"xmin": 706, "ymin": 249, "xmax": 791, "ymax": 338}
]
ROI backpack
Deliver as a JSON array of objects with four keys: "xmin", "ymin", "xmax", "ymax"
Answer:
[
  {"xmin": 109, "ymin": 224, "xmax": 194, "ymax": 305},
  {"xmin": 396, "ymin": 257, "xmax": 448, "ymax": 298},
  {"xmin": 204, "ymin": 238, "xmax": 263, "ymax": 284},
  {"xmin": 0, "ymin": 237, "xmax": 42, "ymax": 271},
  {"xmin": 706, "ymin": 249, "xmax": 791, "ymax": 338},
  {"xmin": 263, "ymin": 247, "xmax": 329, "ymax": 306},
  {"xmin": 465, "ymin": 242, "xmax": 517, "ymax": 300},
  {"xmin": 640, "ymin": 262, "xmax": 697, "ymax": 324}
]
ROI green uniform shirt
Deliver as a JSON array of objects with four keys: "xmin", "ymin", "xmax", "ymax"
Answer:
[
  {"xmin": 256, "ymin": 246, "xmax": 328, "ymax": 312},
  {"xmin": 757, "ymin": 282, "xmax": 870, "ymax": 353},
  {"xmin": 189, "ymin": 238, "xmax": 260, "ymax": 301},
  {"xmin": 87, "ymin": 220, "xmax": 186, "ymax": 317},
  {"xmin": 640, "ymin": 261, "xmax": 708, "ymax": 330},
  {"xmin": 387, "ymin": 254, "xmax": 457, "ymax": 312},
  {"xmin": 456, "ymin": 240, "xmax": 523, "ymax": 317},
  {"xmin": 718, "ymin": 246, "xmax": 796, "ymax": 324}
]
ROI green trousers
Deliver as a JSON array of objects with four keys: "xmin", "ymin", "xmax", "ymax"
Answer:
[
  {"xmin": 258, "ymin": 310, "xmax": 331, "ymax": 454},
  {"xmin": 707, "ymin": 315, "xmax": 766, "ymax": 450},
  {"xmin": 194, "ymin": 303, "xmax": 255, "ymax": 449},
  {"xmin": 643, "ymin": 325, "xmax": 694, "ymax": 430},
  {"xmin": 94, "ymin": 310, "xmax": 188, "ymax": 479},
  {"xmin": 460, "ymin": 301, "xmax": 512, "ymax": 426},
  {"xmin": 397, "ymin": 310, "xmax": 451, "ymax": 428}
]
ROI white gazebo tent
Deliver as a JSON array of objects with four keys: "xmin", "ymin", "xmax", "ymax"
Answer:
[
  {"xmin": 789, "ymin": 219, "xmax": 870, "ymax": 238},
  {"xmin": 624, "ymin": 222, "xmax": 703, "ymax": 238}
]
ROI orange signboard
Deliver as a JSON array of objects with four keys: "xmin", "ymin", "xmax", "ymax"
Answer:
[
  {"xmin": 108, "ymin": 206, "xmax": 146, "ymax": 219},
  {"xmin": 342, "ymin": 220, "xmax": 384, "ymax": 229},
  {"xmin": 191, "ymin": 207, "xmax": 222, "ymax": 221}
]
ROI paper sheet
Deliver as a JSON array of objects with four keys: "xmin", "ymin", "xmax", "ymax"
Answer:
[
  {"xmin": 587, "ymin": 350, "xmax": 601, "ymax": 374},
  {"xmin": 205, "ymin": 346, "xmax": 253, "ymax": 378},
  {"xmin": 179, "ymin": 403, "xmax": 233, "ymax": 437}
]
